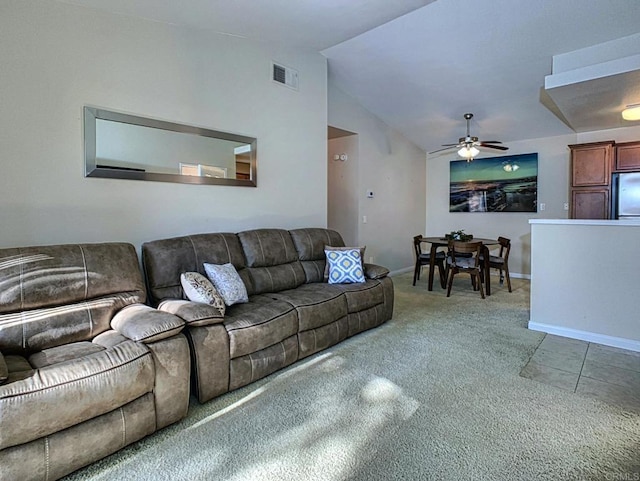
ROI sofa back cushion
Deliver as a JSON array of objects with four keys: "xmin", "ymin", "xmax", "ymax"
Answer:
[
  {"xmin": 143, "ymin": 233, "xmax": 252, "ymax": 304},
  {"xmin": 289, "ymin": 228, "xmax": 345, "ymax": 283},
  {"xmin": 237, "ymin": 229, "xmax": 305, "ymax": 294},
  {"xmin": 0, "ymin": 243, "xmax": 145, "ymax": 353}
]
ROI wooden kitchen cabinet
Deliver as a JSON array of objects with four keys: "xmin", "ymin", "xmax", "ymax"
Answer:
[
  {"xmin": 615, "ymin": 141, "xmax": 640, "ymax": 171},
  {"xmin": 569, "ymin": 141, "xmax": 614, "ymax": 219},
  {"xmin": 571, "ymin": 188, "xmax": 610, "ymax": 219},
  {"xmin": 570, "ymin": 141, "xmax": 614, "ymax": 186}
]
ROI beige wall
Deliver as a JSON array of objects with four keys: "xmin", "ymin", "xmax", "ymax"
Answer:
[
  {"xmin": 328, "ymin": 83, "xmax": 427, "ymax": 273},
  {"xmin": 0, "ymin": 0, "xmax": 328, "ymax": 250},
  {"xmin": 426, "ymin": 125, "xmax": 640, "ymax": 277},
  {"xmin": 3, "ymin": 0, "xmax": 640, "ymax": 272}
]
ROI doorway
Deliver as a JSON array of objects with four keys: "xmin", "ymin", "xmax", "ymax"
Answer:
[{"xmin": 327, "ymin": 126, "xmax": 358, "ymax": 245}]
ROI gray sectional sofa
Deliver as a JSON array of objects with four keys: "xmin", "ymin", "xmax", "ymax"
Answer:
[
  {"xmin": 142, "ymin": 227, "xmax": 394, "ymax": 403},
  {"xmin": 0, "ymin": 228, "xmax": 393, "ymax": 480},
  {"xmin": 0, "ymin": 243, "xmax": 191, "ymax": 481}
]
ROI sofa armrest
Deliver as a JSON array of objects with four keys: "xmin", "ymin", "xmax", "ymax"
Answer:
[
  {"xmin": 0, "ymin": 352, "xmax": 7, "ymax": 384},
  {"xmin": 364, "ymin": 263, "xmax": 389, "ymax": 279},
  {"xmin": 158, "ymin": 299, "xmax": 225, "ymax": 327},
  {"xmin": 111, "ymin": 304, "xmax": 184, "ymax": 344},
  {"xmin": 145, "ymin": 335, "xmax": 190, "ymax": 428}
]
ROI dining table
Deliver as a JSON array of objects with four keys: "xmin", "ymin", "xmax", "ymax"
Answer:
[{"xmin": 420, "ymin": 236, "xmax": 500, "ymax": 296}]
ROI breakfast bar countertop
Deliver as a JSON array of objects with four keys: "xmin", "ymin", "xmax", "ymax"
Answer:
[{"xmin": 529, "ymin": 218, "xmax": 640, "ymax": 226}]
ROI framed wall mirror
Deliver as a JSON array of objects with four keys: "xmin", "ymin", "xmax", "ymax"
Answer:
[{"xmin": 84, "ymin": 107, "xmax": 257, "ymax": 187}]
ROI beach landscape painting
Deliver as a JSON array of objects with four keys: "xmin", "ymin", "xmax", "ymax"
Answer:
[{"xmin": 449, "ymin": 153, "xmax": 538, "ymax": 212}]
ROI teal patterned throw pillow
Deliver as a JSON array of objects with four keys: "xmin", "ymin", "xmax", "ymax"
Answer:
[{"xmin": 325, "ymin": 248, "xmax": 365, "ymax": 284}]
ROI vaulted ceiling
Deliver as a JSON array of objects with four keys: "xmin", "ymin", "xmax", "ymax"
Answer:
[{"xmin": 58, "ymin": 0, "xmax": 640, "ymax": 153}]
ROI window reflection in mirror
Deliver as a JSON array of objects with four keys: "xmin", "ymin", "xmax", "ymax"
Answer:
[{"xmin": 84, "ymin": 107, "xmax": 257, "ymax": 186}]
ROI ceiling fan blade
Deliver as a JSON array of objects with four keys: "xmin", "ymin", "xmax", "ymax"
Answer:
[
  {"xmin": 428, "ymin": 145, "xmax": 458, "ymax": 154},
  {"xmin": 479, "ymin": 143, "xmax": 509, "ymax": 151},
  {"xmin": 479, "ymin": 140, "xmax": 502, "ymax": 144},
  {"xmin": 440, "ymin": 143, "xmax": 460, "ymax": 147}
]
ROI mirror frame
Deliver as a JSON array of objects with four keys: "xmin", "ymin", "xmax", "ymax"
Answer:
[{"xmin": 84, "ymin": 106, "xmax": 257, "ymax": 187}]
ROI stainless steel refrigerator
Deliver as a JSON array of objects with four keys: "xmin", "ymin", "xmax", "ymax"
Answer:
[{"xmin": 614, "ymin": 172, "xmax": 640, "ymax": 219}]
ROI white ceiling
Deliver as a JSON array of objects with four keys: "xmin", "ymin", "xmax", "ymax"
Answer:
[
  {"xmin": 57, "ymin": 0, "xmax": 640, "ymax": 154},
  {"xmin": 56, "ymin": 0, "xmax": 435, "ymax": 50}
]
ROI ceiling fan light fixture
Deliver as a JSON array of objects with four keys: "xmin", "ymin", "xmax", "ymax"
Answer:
[
  {"xmin": 458, "ymin": 146, "xmax": 479, "ymax": 159},
  {"xmin": 429, "ymin": 113, "xmax": 508, "ymax": 158},
  {"xmin": 622, "ymin": 104, "xmax": 640, "ymax": 121}
]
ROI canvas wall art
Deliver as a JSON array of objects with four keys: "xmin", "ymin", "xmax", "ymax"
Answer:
[{"xmin": 449, "ymin": 153, "xmax": 538, "ymax": 212}]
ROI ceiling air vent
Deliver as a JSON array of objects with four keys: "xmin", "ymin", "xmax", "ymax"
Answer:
[{"xmin": 272, "ymin": 62, "xmax": 299, "ymax": 90}]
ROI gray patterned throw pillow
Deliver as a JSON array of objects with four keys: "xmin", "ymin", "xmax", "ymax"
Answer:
[
  {"xmin": 180, "ymin": 272, "xmax": 226, "ymax": 316},
  {"xmin": 203, "ymin": 263, "xmax": 249, "ymax": 306}
]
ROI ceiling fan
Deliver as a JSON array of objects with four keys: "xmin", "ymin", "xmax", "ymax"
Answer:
[{"xmin": 429, "ymin": 113, "xmax": 508, "ymax": 161}]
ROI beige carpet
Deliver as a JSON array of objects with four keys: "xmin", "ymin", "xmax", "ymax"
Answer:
[{"xmin": 65, "ymin": 274, "xmax": 640, "ymax": 481}]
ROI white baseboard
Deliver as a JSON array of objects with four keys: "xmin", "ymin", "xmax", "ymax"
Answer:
[
  {"xmin": 487, "ymin": 271, "xmax": 530, "ymax": 280},
  {"xmin": 389, "ymin": 266, "xmax": 414, "ymax": 277},
  {"xmin": 389, "ymin": 267, "xmax": 531, "ymax": 280},
  {"xmin": 528, "ymin": 322, "xmax": 640, "ymax": 353}
]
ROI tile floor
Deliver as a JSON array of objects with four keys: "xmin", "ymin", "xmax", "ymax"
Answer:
[{"xmin": 520, "ymin": 334, "xmax": 640, "ymax": 412}]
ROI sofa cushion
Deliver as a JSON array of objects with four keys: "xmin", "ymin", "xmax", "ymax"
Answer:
[
  {"xmin": 0, "ymin": 243, "xmax": 145, "ymax": 315},
  {"xmin": 0, "ymin": 340, "xmax": 154, "ymax": 450},
  {"xmin": 238, "ymin": 229, "xmax": 299, "ymax": 267},
  {"xmin": 92, "ymin": 330, "xmax": 129, "ymax": 349},
  {"xmin": 180, "ymin": 272, "xmax": 226, "ymax": 315},
  {"xmin": 329, "ymin": 279, "xmax": 384, "ymax": 313},
  {"xmin": 110, "ymin": 304, "xmax": 185, "ymax": 343},
  {"xmin": 204, "ymin": 263, "xmax": 249, "ymax": 306},
  {"xmin": 244, "ymin": 262, "xmax": 306, "ymax": 295},
  {"xmin": 142, "ymin": 233, "xmax": 251, "ymax": 304},
  {"xmin": 157, "ymin": 300, "xmax": 224, "ymax": 327},
  {"xmin": 325, "ymin": 248, "xmax": 366, "ymax": 284},
  {"xmin": 289, "ymin": 228, "xmax": 345, "ymax": 261},
  {"xmin": 238, "ymin": 229, "xmax": 306, "ymax": 295},
  {"xmin": 223, "ymin": 296, "xmax": 297, "ymax": 359},
  {"xmin": 2, "ymin": 355, "xmax": 33, "ymax": 383},
  {"xmin": 271, "ymin": 283, "xmax": 348, "ymax": 331},
  {"xmin": 289, "ymin": 228, "xmax": 345, "ymax": 283},
  {"xmin": 0, "ymin": 352, "xmax": 7, "ymax": 384},
  {"xmin": 0, "ymin": 243, "xmax": 145, "ymax": 353},
  {"xmin": 29, "ymin": 342, "xmax": 104, "ymax": 369},
  {"xmin": 0, "ymin": 292, "xmax": 144, "ymax": 354},
  {"xmin": 364, "ymin": 263, "xmax": 390, "ymax": 279}
]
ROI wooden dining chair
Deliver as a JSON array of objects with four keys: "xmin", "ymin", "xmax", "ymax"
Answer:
[
  {"xmin": 481, "ymin": 236, "xmax": 512, "ymax": 292},
  {"xmin": 445, "ymin": 240, "xmax": 485, "ymax": 299},
  {"xmin": 413, "ymin": 235, "xmax": 446, "ymax": 288}
]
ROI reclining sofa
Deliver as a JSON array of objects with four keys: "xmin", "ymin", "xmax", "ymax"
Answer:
[
  {"xmin": 0, "ymin": 243, "xmax": 191, "ymax": 481},
  {"xmin": 142, "ymin": 227, "xmax": 394, "ymax": 403}
]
